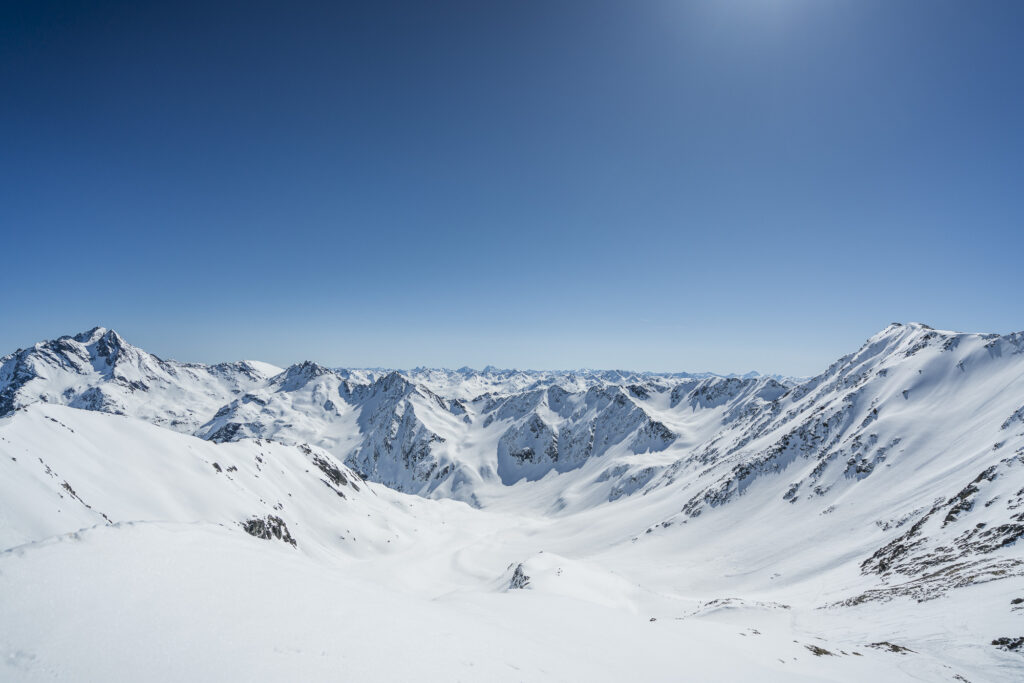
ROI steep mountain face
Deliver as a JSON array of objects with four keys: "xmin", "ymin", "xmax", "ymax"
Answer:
[
  {"xmin": 199, "ymin": 367, "xmax": 465, "ymax": 495},
  {"xmin": 344, "ymin": 372, "xmax": 460, "ymax": 492},
  {"xmin": 654, "ymin": 323, "xmax": 1024, "ymax": 516},
  {"xmin": 483, "ymin": 384, "xmax": 679, "ymax": 485},
  {"xmin": 636, "ymin": 322, "xmax": 1024, "ymax": 607}
]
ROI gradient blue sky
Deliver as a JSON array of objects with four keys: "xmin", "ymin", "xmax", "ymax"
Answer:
[{"xmin": 2, "ymin": 1, "xmax": 1022, "ymax": 375}]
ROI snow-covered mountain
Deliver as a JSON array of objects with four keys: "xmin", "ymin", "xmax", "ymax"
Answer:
[
  {"xmin": 1, "ymin": 326, "xmax": 798, "ymax": 504},
  {"xmin": 2, "ymin": 322, "xmax": 1023, "ymax": 682},
  {"xmin": 0, "ymin": 326, "xmax": 281, "ymax": 433}
]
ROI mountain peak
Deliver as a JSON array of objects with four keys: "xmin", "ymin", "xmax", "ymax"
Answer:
[
  {"xmin": 71, "ymin": 326, "xmax": 111, "ymax": 345},
  {"xmin": 375, "ymin": 370, "xmax": 413, "ymax": 393},
  {"xmin": 276, "ymin": 361, "xmax": 333, "ymax": 384}
]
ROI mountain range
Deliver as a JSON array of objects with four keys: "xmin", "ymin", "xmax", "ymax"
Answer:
[{"xmin": 2, "ymin": 322, "xmax": 1022, "ymax": 681}]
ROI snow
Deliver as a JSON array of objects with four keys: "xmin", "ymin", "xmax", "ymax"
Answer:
[
  {"xmin": 241, "ymin": 359, "xmax": 285, "ymax": 377},
  {"xmin": 1, "ymin": 322, "xmax": 1023, "ymax": 681}
]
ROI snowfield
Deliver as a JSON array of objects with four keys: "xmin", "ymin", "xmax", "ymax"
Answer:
[{"xmin": 1, "ymin": 323, "xmax": 1023, "ymax": 681}]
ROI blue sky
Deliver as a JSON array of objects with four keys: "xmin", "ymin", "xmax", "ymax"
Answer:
[{"xmin": 2, "ymin": 1, "xmax": 1022, "ymax": 376}]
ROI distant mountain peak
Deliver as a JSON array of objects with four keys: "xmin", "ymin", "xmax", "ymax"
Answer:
[
  {"xmin": 71, "ymin": 326, "xmax": 112, "ymax": 345},
  {"xmin": 273, "ymin": 361, "xmax": 335, "ymax": 389}
]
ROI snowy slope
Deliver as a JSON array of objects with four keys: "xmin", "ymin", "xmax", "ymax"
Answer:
[{"xmin": 1, "ymin": 322, "xmax": 1023, "ymax": 681}]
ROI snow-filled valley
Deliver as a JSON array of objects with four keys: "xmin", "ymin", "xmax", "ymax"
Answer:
[{"xmin": 2, "ymin": 323, "xmax": 1023, "ymax": 681}]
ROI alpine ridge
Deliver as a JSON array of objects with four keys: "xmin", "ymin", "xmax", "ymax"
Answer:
[{"xmin": 1, "ymin": 322, "xmax": 1023, "ymax": 682}]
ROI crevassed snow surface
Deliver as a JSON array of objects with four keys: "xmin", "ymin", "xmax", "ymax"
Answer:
[{"xmin": 1, "ymin": 323, "xmax": 1023, "ymax": 681}]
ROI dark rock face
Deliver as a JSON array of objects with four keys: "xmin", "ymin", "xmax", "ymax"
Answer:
[
  {"xmin": 69, "ymin": 386, "xmax": 126, "ymax": 414},
  {"xmin": 863, "ymin": 463, "xmax": 1020, "ymax": 578},
  {"xmin": 508, "ymin": 563, "xmax": 531, "ymax": 589},
  {"xmin": 829, "ymin": 455, "xmax": 1024, "ymax": 605},
  {"xmin": 0, "ymin": 348, "xmax": 44, "ymax": 416},
  {"xmin": 488, "ymin": 385, "xmax": 679, "ymax": 485},
  {"xmin": 242, "ymin": 515, "xmax": 297, "ymax": 547},
  {"xmin": 208, "ymin": 422, "xmax": 260, "ymax": 443},
  {"xmin": 496, "ymin": 414, "xmax": 559, "ymax": 484},
  {"xmin": 867, "ymin": 642, "xmax": 914, "ymax": 655},
  {"xmin": 313, "ymin": 453, "xmax": 348, "ymax": 487},
  {"xmin": 991, "ymin": 637, "xmax": 1024, "ymax": 652},
  {"xmin": 274, "ymin": 361, "xmax": 334, "ymax": 392},
  {"xmin": 341, "ymin": 374, "xmax": 457, "ymax": 492}
]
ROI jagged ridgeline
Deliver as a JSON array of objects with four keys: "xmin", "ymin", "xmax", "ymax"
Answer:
[
  {"xmin": 2, "ymin": 324, "xmax": 1023, "ymax": 543},
  {"xmin": 3, "ymin": 324, "xmax": 1024, "ymax": 513},
  {"xmin": 0, "ymin": 325, "xmax": 794, "ymax": 502}
]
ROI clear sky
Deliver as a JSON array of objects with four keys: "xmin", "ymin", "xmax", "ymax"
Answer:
[{"xmin": 2, "ymin": 1, "xmax": 1021, "ymax": 376}]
